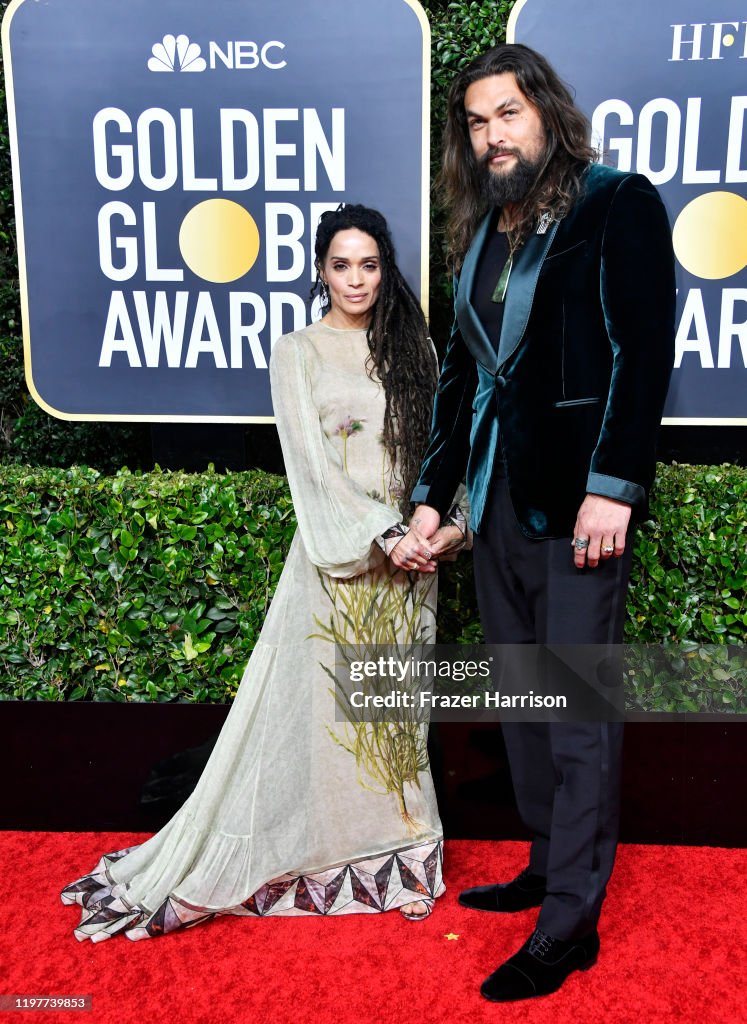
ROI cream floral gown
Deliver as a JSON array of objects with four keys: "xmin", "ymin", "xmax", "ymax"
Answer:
[{"xmin": 61, "ymin": 321, "xmax": 448, "ymax": 941}]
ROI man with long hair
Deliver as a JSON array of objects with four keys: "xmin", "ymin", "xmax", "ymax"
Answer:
[{"xmin": 405, "ymin": 44, "xmax": 676, "ymax": 1001}]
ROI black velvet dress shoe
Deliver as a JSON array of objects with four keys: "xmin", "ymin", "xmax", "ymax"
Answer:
[
  {"xmin": 458, "ymin": 867, "xmax": 546, "ymax": 912},
  {"xmin": 481, "ymin": 928, "xmax": 600, "ymax": 1002}
]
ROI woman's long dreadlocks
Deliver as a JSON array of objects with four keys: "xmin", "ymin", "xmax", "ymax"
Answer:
[{"xmin": 311, "ymin": 205, "xmax": 437, "ymax": 515}]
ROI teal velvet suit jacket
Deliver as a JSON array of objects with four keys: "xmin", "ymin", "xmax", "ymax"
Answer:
[{"xmin": 412, "ymin": 164, "xmax": 676, "ymax": 538}]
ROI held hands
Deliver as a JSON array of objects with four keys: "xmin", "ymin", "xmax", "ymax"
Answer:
[
  {"xmin": 572, "ymin": 494, "xmax": 632, "ymax": 569},
  {"xmin": 388, "ymin": 505, "xmax": 464, "ymax": 573},
  {"xmin": 387, "ymin": 524, "xmax": 437, "ymax": 573}
]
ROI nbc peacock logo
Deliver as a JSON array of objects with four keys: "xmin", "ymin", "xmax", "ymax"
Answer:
[{"xmin": 148, "ymin": 34, "xmax": 206, "ymax": 73}]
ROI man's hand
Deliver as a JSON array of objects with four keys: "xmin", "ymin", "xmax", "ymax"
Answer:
[
  {"xmin": 572, "ymin": 494, "xmax": 632, "ymax": 569},
  {"xmin": 410, "ymin": 504, "xmax": 441, "ymax": 540},
  {"xmin": 424, "ymin": 523, "xmax": 465, "ymax": 559}
]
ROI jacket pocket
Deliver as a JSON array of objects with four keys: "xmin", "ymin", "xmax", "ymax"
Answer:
[
  {"xmin": 552, "ymin": 397, "xmax": 601, "ymax": 408},
  {"xmin": 543, "ymin": 238, "xmax": 588, "ymax": 264}
]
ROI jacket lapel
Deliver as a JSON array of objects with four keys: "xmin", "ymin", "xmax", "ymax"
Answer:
[
  {"xmin": 496, "ymin": 219, "xmax": 560, "ymax": 368},
  {"xmin": 456, "ymin": 213, "xmax": 562, "ymax": 373},
  {"xmin": 454, "ymin": 213, "xmax": 499, "ymax": 372}
]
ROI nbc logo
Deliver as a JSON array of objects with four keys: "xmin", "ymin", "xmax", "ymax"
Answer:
[
  {"xmin": 147, "ymin": 33, "xmax": 287, "ymax": 72},
  {"xmin": 148, "ymin": 34, "xmax": 206, "ymax": 73}
]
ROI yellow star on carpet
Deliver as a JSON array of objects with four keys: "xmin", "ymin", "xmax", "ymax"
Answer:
[{"xmin": 444, "ymin": 932, "xmax": 460, "ymax": 940}]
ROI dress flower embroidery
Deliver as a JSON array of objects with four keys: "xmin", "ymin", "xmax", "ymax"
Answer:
[
  {"xmin": 334, "ymin": 416, "xmax": 365, "ymax": 471},
  {"xmin": 336, "ymin": 415, "xmax": 365, "ymax": 438}
]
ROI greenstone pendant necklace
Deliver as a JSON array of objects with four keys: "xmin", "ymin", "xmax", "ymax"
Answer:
[
  {"xmin": 491, "ymin": 256, "xmax": 512, "ymax": 304},
  {"xmin": 491, "ymin": 212, "xmax": 553, "ymax": 304}
]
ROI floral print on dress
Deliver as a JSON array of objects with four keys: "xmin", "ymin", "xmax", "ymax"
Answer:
[{"xmin": 334, "ymin": 416, "xmax": 365, "ymax": 472}]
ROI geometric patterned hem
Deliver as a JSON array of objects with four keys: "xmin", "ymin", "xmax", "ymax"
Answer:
[{"xmin": 60, "ymin": 838, "xmax": 445, "ymax": 942}]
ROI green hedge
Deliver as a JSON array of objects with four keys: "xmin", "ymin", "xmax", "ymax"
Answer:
[
  {"xmin": 0, "ymin": 465, "xmax": 295, "ymax": 702},
  {"xmin": 1, "ymin": 463, "xmax": 744, "ymax": 710}
]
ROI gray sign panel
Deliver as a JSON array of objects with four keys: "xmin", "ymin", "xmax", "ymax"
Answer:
[{"xmin": 3, "ymin": 0, "xmax": 429, "ymax": 420}]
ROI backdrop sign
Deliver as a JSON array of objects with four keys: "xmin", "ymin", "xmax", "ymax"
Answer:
[
  {"xmin": 2, "ymin": 0, "xmax": 429, "ymax": 420},
  {"xmin": 509, "ymin": 0, "xmax": 747, "ymax": 424}
]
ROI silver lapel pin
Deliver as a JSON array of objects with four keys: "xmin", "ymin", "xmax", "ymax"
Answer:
[{"xmin": 536, "ymin": 211, "xmax": 553, "ymax": 235}]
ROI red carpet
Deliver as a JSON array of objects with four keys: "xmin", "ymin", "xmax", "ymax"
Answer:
[{"xmin": 1, "ymin": 834, "xmax": 743, "ymax": 1024}]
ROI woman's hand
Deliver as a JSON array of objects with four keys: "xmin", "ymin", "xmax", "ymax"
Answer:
[{"xmin": 388, "ymin": 526, "xmax": 437, "ymax": 573}]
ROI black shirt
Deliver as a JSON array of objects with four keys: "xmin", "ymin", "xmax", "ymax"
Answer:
[{"xmin": 471, "ymin": 213, "xmax": 510, "ymax": 348}]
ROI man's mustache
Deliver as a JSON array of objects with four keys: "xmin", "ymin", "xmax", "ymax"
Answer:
[{"xmin": 479, "ymin": 146, "xmax": 519, "ymax": 165}]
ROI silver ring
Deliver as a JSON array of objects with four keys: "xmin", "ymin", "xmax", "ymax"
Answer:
[
  {"xmin": 573, "ymin": 537, "xmax": 590, "ymax": 550},
  {"xmin": 601, "ymin": 545, "xmax": 614, "ymax": 554}
]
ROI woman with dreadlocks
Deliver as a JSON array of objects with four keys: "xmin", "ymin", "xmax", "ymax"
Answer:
[{"xmin": 62, "ymin": 205, "xmax": 469, "ymax": 940}]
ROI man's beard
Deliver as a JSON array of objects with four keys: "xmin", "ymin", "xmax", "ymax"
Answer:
[{"xmin": 478, "ymin": 146, "xmax": 546, "ymax": 206}]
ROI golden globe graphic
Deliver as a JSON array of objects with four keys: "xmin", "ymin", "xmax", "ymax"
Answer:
[
  {"xmin": 178, "ymin": 200, "xmax": 261, "ymax": 284},
  {"xmin": 2, "ymin": 0, "xmax": 429, "ymax": 420},
  {"xmin": 672, "ymin": 192, "xmax": 747, "ymax": 281},
  {"xmin": 509, "ymin": 0, "xmax": 747, "ymax": 423}
]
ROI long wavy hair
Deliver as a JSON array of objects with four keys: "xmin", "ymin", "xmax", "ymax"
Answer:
[
  {"xmin": 439, "ymin": 43, "xmax": 596, "ymax": 269},
  {"xmin": 311, "ymin": 205, "xmax": 437, "ymax": 514}
]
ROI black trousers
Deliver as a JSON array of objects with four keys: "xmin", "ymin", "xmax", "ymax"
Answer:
[{"xmin": 472, "ymin": 476, "xmax": 633, "ymax": 940}]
